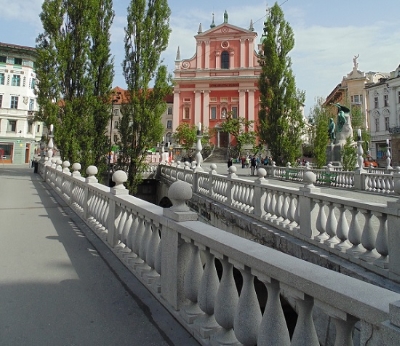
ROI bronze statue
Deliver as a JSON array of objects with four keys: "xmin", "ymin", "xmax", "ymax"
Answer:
[
  {"xmin": 328, "ymin": 118, "xmax": 336, "ymax": 141},
  {"xmin": 332, "ymin": 103, "xmax": 350, "ymax": 132}
]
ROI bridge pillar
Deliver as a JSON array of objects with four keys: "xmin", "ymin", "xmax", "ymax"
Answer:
[
  {"xmin": 161, "ymin": 180, "xmax": 198, "ymax": 310},
  {"xmin": 299, "ymin": 171, "xmax": 320, "ymax": 239}
]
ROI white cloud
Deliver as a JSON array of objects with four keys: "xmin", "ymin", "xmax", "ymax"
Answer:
[{"xmin": 0, "ymin": 0, "xmax": 42, "ymax": 27}]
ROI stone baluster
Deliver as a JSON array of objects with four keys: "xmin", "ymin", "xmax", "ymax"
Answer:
[
  {"xmin": 137, "ymin": 217, "xmax": 152, "ymax": 274},
  {"xmin": 209, "ymin": 164, "xmax": 217, "ymax": 197},
  {"xmin": 114, "ymin": 207, "xmax": 127, "ymax": 252},
  {"xmin": 290, "ymin": 293, "xmax": 319, "ymax": 346},
  {"xmin": 257, "ymin": 277, "xmax": 290, "ymax": 346},
  {"xmin": 125, "ymin": 213, "xmax": 139, "ymax": 263},
  {"xmin": 112, "ymin": 205, "xmax": 124, "ymax": 251},
  {"xmin": 211, "ymin": 257, "xmax": 240, "ymax": 345},
  {"xmin": 129, "ymin": 215, "xmax": 145, "ymax": 268},
  {"xmin": 360, "ymin": 210, "xmax": 379, "ymax": 262},
  {"xmin": 274, "ymin": 191, "xmax": 284, "ymax": 223},
  {"xmin": 281, "ymin": 192, "xmax": 290, "ymax": 225},
  {"xmin": 121, "ymin": 213, "xmax": 133, "ymax": 253},
  {"xmin": 346, "ymin": 207, "xmax": 365, "ymax": 257},
  {"xmin": 264, "ymin": 188, "xmax": 273, "ymax": 220},
  {"xmin": 143, "ymin": 220, "xmax": 161, "ymax": 285},
  {"xmin": 97, "ymin": 198, "xmax": 109, "ymax": 240},
  {"xmin": 270, "ymin": 189, "xmax": 278, "ymax": 221},
  {"xmin": 315, "ymin": 200, "xmax": 329, "ymax": 242},
  {"xmin": 332, "ymin": 315, "xmax": 358, "ymax": 346},
  {"xmin": 374, "ymin": 212, "xmax": 388, "ymax": 269},
  {"xmin": 181, "ymin": 240, "xmax": 204, "ymax": 323},
  {"xmin": 288, "ymin": 193, "xmax": 299, "ymax": 229},
  {"xmin": 324, "ymin": 202, "xmax": 340, "ymax": 247},
  {"xmin": 194, "ymin": 248, "xmax": 220, "ymax": 338},
  {"xmin": 335, "ymin": 204, "xmax": 351, "ymax": 252},
  {"xmin": 233, "ymin": 267, "xmax": 262, "ymax": 345}
]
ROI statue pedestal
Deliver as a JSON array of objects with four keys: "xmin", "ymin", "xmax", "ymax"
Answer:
[
  {"xmin": 326, "ymin": 143, "xmax": 343, "ymax": 164},
  {"xmin": 336, "ymin": 123, "xmax": 353, "ymax": 145}
]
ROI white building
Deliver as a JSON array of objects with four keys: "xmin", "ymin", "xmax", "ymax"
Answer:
[
  {"xmin": 0, "ymin": 42, "xmax": 43, "ymax": 164},
  {"xmin": 366, "ymin": 64, "xmax": 400, "ymax": 166}
]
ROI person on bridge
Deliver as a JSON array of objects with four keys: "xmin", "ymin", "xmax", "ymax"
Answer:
[
  {"xmin": 250, "ymin": 156, "xmax": 257, "ymax": 175},
  {"xmin": 227, "ymin": 157, "xmax": 233, "ymax": 168}
]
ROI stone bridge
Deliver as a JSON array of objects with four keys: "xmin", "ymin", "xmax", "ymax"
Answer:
[{"xmin": 32, "ymin": 159, "xmax": 400, "ymax": 345}]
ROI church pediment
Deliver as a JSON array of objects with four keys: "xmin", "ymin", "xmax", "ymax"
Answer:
[{"xmin": 196, "ymin": 23, "xmax": 256, "ymax": 38}]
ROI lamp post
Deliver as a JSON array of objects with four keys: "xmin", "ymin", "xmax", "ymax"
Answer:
[
  {"xmin": 356, "ymin": 128, "xmax": 364, "ymax": 171},
  {"xmin": 386, "ymin": 138, "xmax": 392, "ymax": 169},
  {"xmin": 194, "ymin": 122, "xmax": 204, "ymax": 172}
]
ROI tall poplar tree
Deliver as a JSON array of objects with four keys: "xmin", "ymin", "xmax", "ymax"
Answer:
[
  {"xmin": 309, "ymin": 97, "xmax": 330, "ymax": 168},
  {"xmin": 35, "ymin": 0, "xmax": 114, "ymax": 173},
  {"xmin": 258, "ymin": 3, "xmax": 305, "ymax": 165},
  {"xmin": 119, "ymin": 0, "xmax": 172, "ymax": 193}
]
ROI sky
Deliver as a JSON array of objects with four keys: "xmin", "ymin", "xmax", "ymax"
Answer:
[{"xmin": 1, "ymin": 0, "xmax": 400, "ymax": 116}]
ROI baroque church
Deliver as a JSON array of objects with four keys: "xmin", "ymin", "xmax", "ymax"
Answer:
[{"xmin": 172, "ymin": 11, "xmax": 263, "ymax": 148}]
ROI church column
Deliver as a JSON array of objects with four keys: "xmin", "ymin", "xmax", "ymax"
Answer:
[
  {"xmin": 248, "ymin": 39, "xmax": 254, "ymax": 68},
  {"xmin": 172, "ymin": 91, "xmax": 180, "ymax": 132},
  {"xmin": 215, "ymin": 51, "xmax": 221, "ymax": 69},
  {"xmin": 240, "ymin": 39, "xmax": 245, "ymax": 67},
  {"xmin": 229, "ymin": 51, "xmax": 234, "ymax": 69},
  {"xmin": 202, "ymin": 91, "xmax": 210, "ymax": 130},
  {"xmin": 196, "ymin": 41, "xmax": 202, "ymax": 68},
  {"xmin": 248, "ymin": 90, "xmax": 255, "ymax": 122},
  {"xmin": 194, "ymin": 90, "xmax": 201, "ymax": 127},
  {"xmin": 205, "ymin": 41, "xmax": 210, "ymax": 69},
  {"xmin": 239, "ymin": 90, "xmax": 246, "ymax": 119}
]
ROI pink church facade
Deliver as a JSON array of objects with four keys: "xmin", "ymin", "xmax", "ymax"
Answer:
[{"xmin": 172, "ymin": 13, "xmax": 262, "ymax": 147}]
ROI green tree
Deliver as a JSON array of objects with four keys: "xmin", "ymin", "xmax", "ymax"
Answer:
[
  {"xmin": 341, "ymin": 136, "xmax": 357, "ymax": 171},
  {"xmin": 309, "ymin": 97, "xmax": 330, "ymax": 168},
  {"xmin": 35, "ymin": 0, "xmax": 114, "ymax": 174},
  {"xmin": 172, "ymin": 123, "xmax": 197, "ymax": 154},
  {"xmin": 119, "ymin": 0, "xmax": 172, "ymax": 193},
  {"xmin": 258, "ymin": 3, "xmax": 305, "ymax": 166},
  {"xmin": 219, "ymin": 116, "xmax": 256, "ymax": 156}
]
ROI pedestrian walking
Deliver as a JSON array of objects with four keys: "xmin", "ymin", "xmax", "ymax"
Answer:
[
  {"xmin": 250, "ymin": 156, "xmax": 257, "ymax": 175},
  {"xmin": 227, "ymin": 157, "xmax": 233, "ymax": 168}
]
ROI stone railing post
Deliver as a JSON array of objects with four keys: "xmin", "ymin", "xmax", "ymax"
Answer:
[
  {"xmin": 254, "ymin": 168, "xmax": 268, "ymax": 218},
  {"xmin": 387, "ymin": 169, "xmax": 400, "ymax": 280},
  {"xmin": 162, "ymin": 180, "xmax": 198, "ymax": 310},
  {"xmin": 299, "ymin": 170, "xmax": 320, "ymax": 238},
  {"xmin": 271, "ymin": 161, "xmax": 277, "ymax": 177},
  {"xmin": 107, "ymin": 170, "xmax": 129, "ymax": 248},
  {"xmin": 192, "ymin": 170, "xmax": 199, "ymax": 193},
  {"xmin": 209, "ymin": 164, "xmax": 217, "ymax": 197},
  {"xmin": 227, "ymin": 166, "xmax": 237, "ymax": 206},
  {"xmin": 83, "ymin": 165, "xmax": 98, "ymax": 221}
]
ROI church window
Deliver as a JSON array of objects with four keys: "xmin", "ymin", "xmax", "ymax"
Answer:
[
  {"xmin": 221, "ymin": 51, "xmax": 229, "ymax": 69},
  {"xmin": 183, "ymin": 107, "xmax": 190, "ymax": 119},
  {"xmin": 231, "ymin": 106, "xmax": 238, "ymax": 118},
  {"xmin": 210, "ymin": 107, "xmax": 216, "ymax": 119}
]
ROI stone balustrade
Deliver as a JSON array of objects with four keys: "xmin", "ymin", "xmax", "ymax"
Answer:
[
  {"xmin": 37, "ymin": 160, "xmax": 400, "ymax": 345},
  {"xmin": 160, "ymin": 163, "xmax": 400, "ymax": 282}
]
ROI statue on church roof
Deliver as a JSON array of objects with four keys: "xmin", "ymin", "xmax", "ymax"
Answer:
[
  {"xmin": 210, "ymin": 13, "xmax": 215, "ymax": 28},
  {"xmin": 224, "ymin": 10, "xmax": 228, "ymax": 23},
  {"xmin": 353, "ymin": 54, "xmax": 359, "ymax": 69}
]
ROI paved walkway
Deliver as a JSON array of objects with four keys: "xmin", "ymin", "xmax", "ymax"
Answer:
[{"xmin": 0, "ymin": 165, "xmax": 198, "ymax": 346}]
